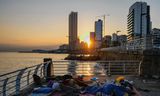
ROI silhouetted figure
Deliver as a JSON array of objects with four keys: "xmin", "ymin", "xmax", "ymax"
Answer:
[{"xmin": 33, "ymin": 74, "xmax": 42, "ymax": 87}]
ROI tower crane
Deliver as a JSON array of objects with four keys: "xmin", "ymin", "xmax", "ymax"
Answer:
[{"xmin": 96, "ymin": 14, "xmax": 110, "ymax": 37}]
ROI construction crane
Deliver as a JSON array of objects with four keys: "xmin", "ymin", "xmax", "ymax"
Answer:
[
  {"xmin": 96, "ymin": 14, "xmax": 110, "ymax": 37},
  {"xmin": 96, "ymin": 15, "xmax": 105, "ymax": 37}
]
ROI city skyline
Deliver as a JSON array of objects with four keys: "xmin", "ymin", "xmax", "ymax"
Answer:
[{"xmin": 0, "ymin": 0, "xmax": 160, "ymax": 51}]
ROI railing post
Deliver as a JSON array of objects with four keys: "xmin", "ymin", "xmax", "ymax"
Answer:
[
  {"xmin": 83, "ymin": 62, "xmax": 84, "ymax": 75},
  {"xmin": 123, "ymin": 63, "xmax": 126, "ymax": 75},
  {"xmin": 108, "ymin": 62, "xmax": 111, "ymax": 76},
  {"xmin": 15, "ymin": 68, "xmax": 26, "ymax": 95},
  {"xmin": 43, "ymin": 58, "xmax": 52, "ymax": 81},
  {"xmin": 138, "ymin": 61, "xmax": 141, "ymax": 76},
  {"xmin": 27, "ymin": 70, "xmax": 31, "ymax": 85},
  {"xmin": 40, "ymin": 67, "xmax": 43, "ymax": 77},
  {"xmin": 3, "ymin": 78, "xmax": 9, "ymax": 96}
]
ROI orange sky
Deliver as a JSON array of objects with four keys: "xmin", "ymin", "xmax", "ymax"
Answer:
[{"xmin": 0, "ymin": 0, "xmax": 159, "ymax": 50}]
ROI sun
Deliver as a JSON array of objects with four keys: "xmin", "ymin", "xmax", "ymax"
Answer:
[
  {"xmin": 84, "ymin": 37, "xmax": 90, "ymax": 48},
  {"xmin": 79, "ymin": 33, "xmax": 90, "ymax": 48}
]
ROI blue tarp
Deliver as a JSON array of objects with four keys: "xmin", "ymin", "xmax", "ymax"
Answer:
[
  {"xmin": 84, "ymin": 84, "xmax": 128, "ymax": 96},
  {"xmin": 32, "ymin": 87, "xmax": 53, "ymax": 94}
]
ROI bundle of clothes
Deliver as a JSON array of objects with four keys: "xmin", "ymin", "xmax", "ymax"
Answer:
[
  {"xmin": 31, "ymin": 74, "xmax": 141, "ymax": 96},
  {"xmin": 31, "ymin": 74, "xmax": 86, "ymax": 96},
  {"xmin": 80, "ymin": 76, "xmax": 141, "ymax": 96}
]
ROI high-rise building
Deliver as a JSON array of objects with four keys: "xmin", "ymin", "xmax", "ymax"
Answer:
[
  {"xmin": 102, "ymin": 35, "xmax": 111, "ymax": 47},
  {"xmin": 112, "ymin": 33, "xmax": 118, "ymax": 42},
  {"xmin": 90, "ymin": 32, "xmax": 95, "ymax": 49},
  {"xmin": 69, "ymin": 12, "xmax": 78, "ymax": 51},
  {"xmin": 95, "ymin": 19, "xmax": 103, "ymax": 48},
  {"xmin": 152, "ymin": 28, "xmax": 160, "ymax": 49},
  {"xmin": 118, "ymin": 35, "xmax": 127, "ymax": 46},
  {"xmin": 127, "ymin": 2, "xmax": 151, "ymax": 50}
]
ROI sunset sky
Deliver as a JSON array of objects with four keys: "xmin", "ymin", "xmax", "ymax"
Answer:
[{"xmin": 0, "ymin": 0, "xmax": 160, "ymax": 51}]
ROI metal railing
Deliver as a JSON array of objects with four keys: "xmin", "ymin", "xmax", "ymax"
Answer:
[
  {"xmin": 0, "ymin": 60, "xmax": 141, "ymax": 96},
  {"xmin": 98, "ymin": 60, "xmax": 140, "ymax": 75},
  {"xmin": 52, "ymin": 60, "xmax": 140, "ymax": 76},
  {"xmin": 0, "ymin": 61, "xmax": 51, "ymax": 96}
]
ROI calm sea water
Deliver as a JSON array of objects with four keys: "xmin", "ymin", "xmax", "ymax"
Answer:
[{"xmin": 0, "ymin": 52, "xmax": 68, "ymax": 75}]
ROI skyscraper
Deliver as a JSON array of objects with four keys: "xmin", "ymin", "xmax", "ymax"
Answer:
[
  {"xmin": 127, "ymin": 2, "xmax": 151, "ymax": 50},
  {"xmin": 152, "ymin": 28, "xmax": 160, "ymax": 49},
  {"xmin": 69, "ymin": 12, "xmax": 78, "ymax": 51},
  {"xmin": 95, "ymin": 19, "xmax": 103, "ymax": 48}
]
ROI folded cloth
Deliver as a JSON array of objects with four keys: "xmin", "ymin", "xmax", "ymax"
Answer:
[
  {"xmin": 100, "ymin": 84, "xmax": 127, "ymax": 96},
  {"xmin": 52, "ymin": 82, "xmax": 60, "ymax": 90},
  {"xmin": 84, "ymin": 85, "xmax": 101, "ymax": 95},
  {"xmin": 32, "ymin": 87, "xmax": 53, "ymax": 94}
]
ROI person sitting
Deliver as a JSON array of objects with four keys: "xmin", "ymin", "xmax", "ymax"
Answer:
[{"xmin": 33, "ymin": 74, "xmax": 42, "ymax": 87}]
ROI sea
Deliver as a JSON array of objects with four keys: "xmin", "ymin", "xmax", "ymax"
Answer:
[{"xmin": 0, "ymin": 52, "xmax": 68, "ymax": 75}]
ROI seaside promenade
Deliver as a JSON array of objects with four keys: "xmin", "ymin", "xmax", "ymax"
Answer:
[{"xmin": 0, "ymin": 58, "xmax": 159, "ymax": 96}]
